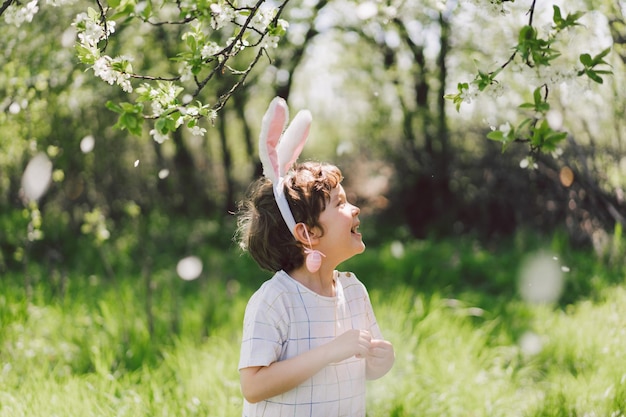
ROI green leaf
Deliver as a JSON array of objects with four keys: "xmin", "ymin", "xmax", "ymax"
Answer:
[
  {"xmin": 519, "ymin": 25, "xmax": 536, "ymax": 42},
  {"xmin": 594, "ymin": 47, "xmax": 612, "ymax": 62},
  {"xmin": 533, "ymin": 88, "xmax": 542, "ymax": 105},
  {"xmin": 553, "ymin": 5, "xmax": 584, "ymax": 30},
  {"xmin": 109, "ymin": 102, "xmax": 144, "ymax": 136},
  {"xmin": 155, "ymin": 117, "xmax": 169, "ymax": 134},
  {"xmin": 580, "ymin": 53, "xmax": 592, "ymax": 66},
  {"xmin": 487, "ymin": 131, "xmax": 504, "ymax": 142},
  {"xmin": 542, "ymin": 132, "xmax": 568, "ymax": 152},
  {"xmin": 553, "ymin": 5, "xmax": 563, "ymax": 24},
  {"xmin": 75, "ymin": 44, "xmax": 97, "ymax": 65},
  {"xmin": 585, "ymin": 69, "xmax": 603, "ymax": 84},
  {"xmin": 105, "ymin": 101, "xmax": 123, "ymax": 114}
]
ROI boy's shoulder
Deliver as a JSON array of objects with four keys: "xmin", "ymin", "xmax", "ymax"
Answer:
[
  {"xmin": 336, "ymin": 270, "xmax": 362, "ymax": 283},
  {"xmin": 252, "ymin": 270, "xmax": 291, "ymax": 295},
  {"xmin": 336, "ymin": 270, "xmax": 368, "ymax": 294}
]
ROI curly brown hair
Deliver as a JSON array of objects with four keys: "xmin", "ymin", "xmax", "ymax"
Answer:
[{"xmin": 236, "ymin": 161, "xmax": 343, "ymax": 272}]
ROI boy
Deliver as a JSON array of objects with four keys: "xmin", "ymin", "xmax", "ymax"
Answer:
[{"xmin": 236, "ymin": 97, "xmax": 394, "ymax": 417}]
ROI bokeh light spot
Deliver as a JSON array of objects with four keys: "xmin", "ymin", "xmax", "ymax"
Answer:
[
  {"xmin": 21, "ymin": 153, "xmax": 53, "ymax": 202},
  {"xmin": 158, "ymin": 169, "xmax": 170, "ymax": 179},
  {"xmin": 559, "ymin": 166, "xmax": 574, "ymax": 187},
  {"xmin": 176, "ymin": 256, "xmax": 203, "ymax": 281},
  {"xmin": 519, "ymin": 331, "xmax": 543, "ymax": 356},
  {"xmin": 518, "ymin": 252, "xmax": 564, "ymax": 304},
  {"xmin": 80, "ymin": 135, "xmax": 95, "ymax": 153},
  {"xmin": 390, "ymin": 240, "xmax": 405, "ymax": 259}
]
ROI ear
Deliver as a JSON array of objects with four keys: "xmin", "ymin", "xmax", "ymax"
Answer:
[
  {"xmin": 277, "ymin": 110, "xmax": 312, "ymax": 176},
  {"xmin": 293, "ymin": 222, "xmax": 320, "ymax": 247},
  {"xmin": 259, "ymin": 97, "xmax": 289, "ymax": 181}
]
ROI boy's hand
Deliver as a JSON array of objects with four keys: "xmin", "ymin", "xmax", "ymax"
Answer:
[
  {"xmin": 366, "ymin": 339, "xmax": 394, "ymax": 365},
  {"xmin": 330, "ymin": 329, "xmax": 371, "ymax": 362},
  {"xmin": 365, "ymin": 339, "xmax": 395, "ymax": 379}
]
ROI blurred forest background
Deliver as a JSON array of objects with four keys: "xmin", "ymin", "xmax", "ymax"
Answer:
[
  {"xmin": 2, "ymin": 0, "xmax": 626, "ymax": 415},
  {"xmin": 2, "ymin": 0, "xmax": 625, "ymax": 276}
]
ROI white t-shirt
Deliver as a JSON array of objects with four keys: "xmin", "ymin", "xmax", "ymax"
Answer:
[{"xmin": 239, "ymin": 270, "xmax": 382, "ymax": 417}]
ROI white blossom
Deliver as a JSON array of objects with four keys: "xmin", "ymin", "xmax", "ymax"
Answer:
[
  {"xmin": 151, "ymin": 101, "xmax": 164, "ymax": 117},
  {"xmin": 485, "ymin": 81, "xmax": 505, "ymax": 98},
  {"xmin": 201, "ymin": 42, "xmax": 221, "ymax": 59},
  {"xmin": 252, "ymin": 6, "xmax": 277, "ymax": 31},
  {"xmin": 189, "ymin": 125, "xmax": 207, "ymax": 136},
  {"xmin": 91, "ymin": 56, "xmax": 133, "ymax": 92},
  {"xmin": 260, "ymin": 35, "xmax": 280, "ymax": 49},
  {"xmin": 4, "ymin": 0, "xmax": 39, "ymax": 27},
  {"xmin": 210, "ymin": 3, "xmax": 235, "ymax": 30},
  {"xmin": 498, "ymin": 122, "xmax": 512, "ymax": 136},
  {"xmin": 179, "ymin": 63, "xmax": 194, "ymax": 82},
  {"xmin": 226, "ymin": 36, "xmax": 249, "ymax": 53},
  {"xmin": 93, "ymin": 56, "xmax": 115, "ymax": 85},
  {"xmin": 150, "ymin": 129, "xmax": 170, "ymax": 144},
  {"xmin": 460, "ymin": 83, "xmax": 479, "ymax": 104},
  {"xmin": 185, "ymin": 107, "xmax": 199, "ymax": 116},
  {"xmin": 46, "ymin": 0, "xmax": 78, "ymax": 6}
]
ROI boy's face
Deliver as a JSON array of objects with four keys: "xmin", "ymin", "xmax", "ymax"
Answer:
[{"xmin": 316, "ymin": 185, "xmax": 365, "ymax": 264}]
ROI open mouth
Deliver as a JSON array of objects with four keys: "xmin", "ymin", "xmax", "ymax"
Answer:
[{"xmin": 351, "ymin": 224, "xmax": 360, "ymax": 234}]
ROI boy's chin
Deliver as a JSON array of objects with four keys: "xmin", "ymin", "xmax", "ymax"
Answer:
[{"xmin": 356, "ymin": 242, "xmax": 366, "ymax": 254}]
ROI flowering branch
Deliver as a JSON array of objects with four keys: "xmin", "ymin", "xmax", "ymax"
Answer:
[
  {"xmin": 444, "ymin": 1, "xmax": 612, "ymax": 163},
  {"xmin": 0, "ymin": 0, "xmax": 16, "ymax": 16},
  {"xmin": 68, "ymin": 0, "xmax": 291, "ymax": 142}
]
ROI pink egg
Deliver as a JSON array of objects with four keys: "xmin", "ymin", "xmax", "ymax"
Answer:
[{"xmin": 306, "ymin": 251, "xmax": 322, "ymax": 273}]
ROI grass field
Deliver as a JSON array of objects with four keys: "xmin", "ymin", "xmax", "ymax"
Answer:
[{"xmin": 1, "ymin": 232, "xmax": 625, "ymax": 416}]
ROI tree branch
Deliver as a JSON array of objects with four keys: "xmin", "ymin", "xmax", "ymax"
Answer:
[{"xmin": 0, "ymin": 0, "xmax": 16, "ymax": 16}]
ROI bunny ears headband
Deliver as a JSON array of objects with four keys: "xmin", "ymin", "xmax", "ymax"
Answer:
[
  {"xmin": 259, "ymin": 96, "xmax": 311, "ymax": 236},
  {"xmin": 259, "ymin": 97, "xmax": 326, "ymax": 273}
]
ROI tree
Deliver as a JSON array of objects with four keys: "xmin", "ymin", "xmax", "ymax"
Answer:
[
  {"xmin": 1, "ymin": 0, "xmax": 623, "ymax": 260},
  {"xmin": 1, "ymin": 0, "xmax": 611, "ymax": 149}
]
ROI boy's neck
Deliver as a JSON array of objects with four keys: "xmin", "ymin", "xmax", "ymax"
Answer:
[{"xmin": 287, "ymin": 266, "xmax": 336, "ymax": 297}]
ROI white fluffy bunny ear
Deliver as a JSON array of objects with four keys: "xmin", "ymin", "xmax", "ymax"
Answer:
[
  {"xmin": 258, "ymin": 96, "xmax": 313, "ymax": 238},
  {"xmin": 259, "ymin": 97, "xmax": 289, "ymax": 182},
  {"xmin": 277, "ymin": 110, "xmax": 312, "ymax": 177}
]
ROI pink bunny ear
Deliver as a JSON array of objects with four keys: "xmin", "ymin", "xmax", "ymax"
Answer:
[
  {"xmin": 259, "ymin": 97, "xmax": 289, "ymax": 181},
  {"xmin": 277, "ymin": 110, "xmax": 312, "ymax": 176}
]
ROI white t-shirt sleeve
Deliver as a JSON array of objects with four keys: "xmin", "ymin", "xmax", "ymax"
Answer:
[{"xmin": 238, "ymin": 284, "xmax": 288, "ymax": 370}]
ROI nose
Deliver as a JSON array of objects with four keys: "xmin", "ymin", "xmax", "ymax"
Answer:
[{"xmin": 351, "ymin": 204, "xmax": 360, "ymax": 216}]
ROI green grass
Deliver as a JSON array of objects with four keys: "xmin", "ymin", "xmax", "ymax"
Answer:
[{"xmin": 1, "ymin": 232, "xmax": 625, "ymax": 416}]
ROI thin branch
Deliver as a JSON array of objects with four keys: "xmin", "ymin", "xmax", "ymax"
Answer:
[
  {"xmin": 95, "ymin": 0, "xmax": 109, "ymax": 51},
  {"xmin": 0, "ymin": 0, "xmax": 15, "ymax": 17},
  {"xmin": 144, "ymin": 16, "xmax": 197, "ymax": 26},
  {"xmin": 128, "ymin": 73, "xmax": 181, "ymax": 82},
  {"xmin": 212, "ymin": 45, "xmax": 266, "ymax": 113},
  {"xmin": 493, "ymin": 0, "xmax": 538, "ymax": 74},
  {"xmin": 192, "ymin": 0, "xmax": 290, "ymax": 98},
  {"xmin": 527, "ymin": 0, "xmax": 537, "ymax": 27}
]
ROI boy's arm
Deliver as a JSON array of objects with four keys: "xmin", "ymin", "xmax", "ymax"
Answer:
[
  {"xmin": 240, "ymin": 329, "xmax": 371, "ymax": 403},
  {"xmin": 365, "ymin": 339, "xmax": 395, "ymax": 380}
]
